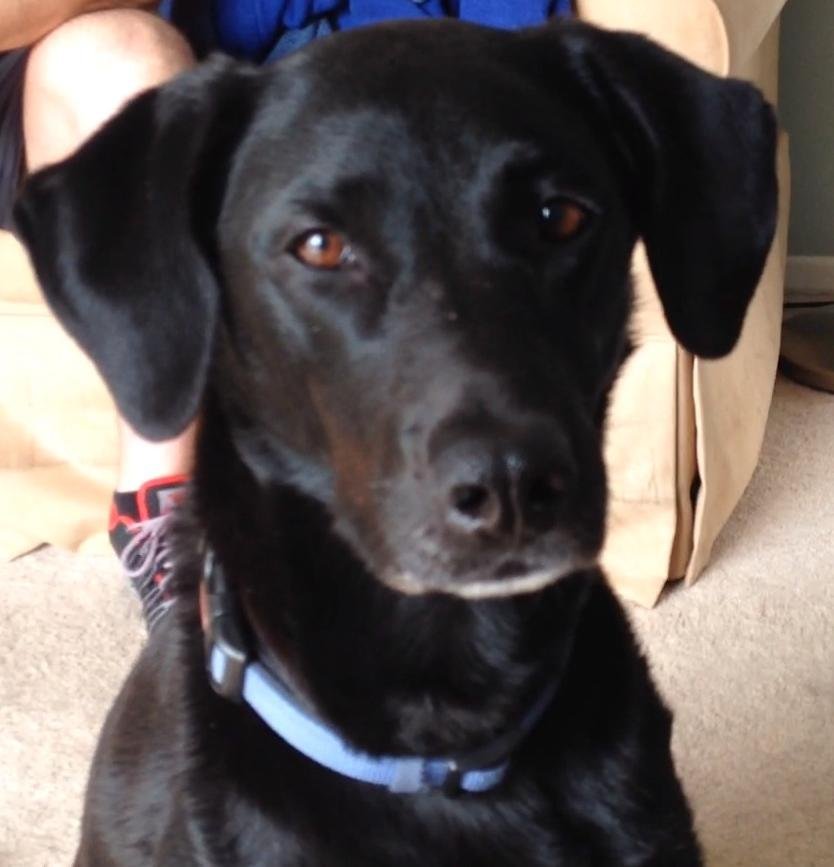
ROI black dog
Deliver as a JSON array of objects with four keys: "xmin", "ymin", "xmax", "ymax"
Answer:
[{"xmin": 15, "ymin": 19, "xmax": 776, "ymax": 867}]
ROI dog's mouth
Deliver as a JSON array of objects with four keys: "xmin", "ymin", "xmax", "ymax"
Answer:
[{"xmin": 382, "ymin": 553, "xmax": 596, "ymax": 600}]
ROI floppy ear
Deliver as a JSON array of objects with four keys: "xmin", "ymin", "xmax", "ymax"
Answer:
[
  {"xmin": 526, "ymin": 22, "xmax": 778, "ymax": 358},
  {"xmin": 13, "ymin": 55, "xmax": 259, "ymax": 440}
]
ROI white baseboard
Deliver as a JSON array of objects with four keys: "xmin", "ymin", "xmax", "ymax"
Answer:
[{"xmin": 785, "ymin": 256, "xmax": 834, "ymax": 300}]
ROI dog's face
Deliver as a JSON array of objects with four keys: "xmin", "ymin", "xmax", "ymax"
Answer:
[
  {"xmin": 15, "ymin": 21, "xmax": 777, "ymax": 599},
  {"xmin": 215, "ymin": 34, "xmax": 636, "ymax": 597}
]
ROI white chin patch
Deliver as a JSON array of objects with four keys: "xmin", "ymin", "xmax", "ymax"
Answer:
[{"xmin": 384, "ymin": 561, "xmax": 594, "ymax": 600}]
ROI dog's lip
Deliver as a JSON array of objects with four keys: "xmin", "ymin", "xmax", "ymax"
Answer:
[
  {"xmin": 383, "ymin": 556, "xmax": 596, "ymax": 600},
  {"xmin": 494, "ymin": 558, "xmax": 531, "ymax": 579}
]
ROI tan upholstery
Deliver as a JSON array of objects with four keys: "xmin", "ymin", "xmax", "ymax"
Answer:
[
  {"xmin": 0, "ymin": 232, "xmax": 117, "ymax": 557},
  {"xmin": 580, "ymin": 0, "xmax": 790, "ymax": 604},
  {"xmin": 0, "ymin": 1, "xmax": 790, "ymax": 606}
]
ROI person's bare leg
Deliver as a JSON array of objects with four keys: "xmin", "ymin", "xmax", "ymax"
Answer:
[{"xmin": 23, "ymin": 8, "xmax": 198, "ymax": 491}]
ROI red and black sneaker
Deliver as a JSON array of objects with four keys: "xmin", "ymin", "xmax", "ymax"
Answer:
[{"xmin": 109, "ymin": 475, "xmax": 188, "ymax": 630}]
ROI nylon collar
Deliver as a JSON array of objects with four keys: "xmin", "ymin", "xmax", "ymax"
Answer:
[{"xmin": 199, "ymin": 548, "xmax": 558, "ymax": 795}]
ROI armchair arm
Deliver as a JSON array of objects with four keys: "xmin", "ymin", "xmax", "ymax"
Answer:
[{"xmin": 577, "ymin": 0, "xmax": 788, "ymax": 81}]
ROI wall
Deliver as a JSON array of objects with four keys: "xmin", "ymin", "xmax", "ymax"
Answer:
[{"xmin": 778, "ymin": 0, "xmax": 834, "ymax": 258}]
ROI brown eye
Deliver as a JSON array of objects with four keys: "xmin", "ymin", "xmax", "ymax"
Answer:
[
  {"xmin": 539, "ymin": 198, "xmax": 589, "ymax": 242},
  {"xmin": 291, "ymin": 229, "xmax": 353, "ymax": 269}
]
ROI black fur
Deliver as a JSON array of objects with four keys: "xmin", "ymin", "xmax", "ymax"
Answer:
[{"xmin": 14, "ymin": 19, "xmax": 777, "ymax": 867}]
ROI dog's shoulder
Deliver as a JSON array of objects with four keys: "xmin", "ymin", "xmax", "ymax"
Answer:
[
  {"xmin": 77, "ymin": 616, "xmax": 197, "ymax": 863},
  {"xmin": 528, "ymin": 578, "xmax": 699, "ymax": 864}
]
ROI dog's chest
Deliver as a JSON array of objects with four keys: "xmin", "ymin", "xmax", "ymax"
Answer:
[{"xmin": 202, "ymin": 777, "xmax": 595, "ymax": 867}]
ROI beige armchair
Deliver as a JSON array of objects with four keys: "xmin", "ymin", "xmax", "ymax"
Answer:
[
  {"xmin": 0, "ymin": 0, "xmax": 790, "ymax": 606},
  {"xmin": 579, "ymin": 0, "xmax": 790, "ymax": 604}
]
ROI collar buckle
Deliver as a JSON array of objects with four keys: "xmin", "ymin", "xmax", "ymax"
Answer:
[
  {"xmin": 201, "ymin": 550, "xmax": 248, "ymax": 702},
  {"xmin": 441, "ymin": 759, "xmax": 465, "ymax": 795}
]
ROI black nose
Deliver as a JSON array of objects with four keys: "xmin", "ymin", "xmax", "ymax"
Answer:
[{"xmin": 435, "ymin": 431, "xmax": 572, "ymax": 540}]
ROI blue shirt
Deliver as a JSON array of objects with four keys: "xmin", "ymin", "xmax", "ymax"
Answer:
[{"xmin": 160, "ymin": 0, "xmax": 572, "ymax": 62}]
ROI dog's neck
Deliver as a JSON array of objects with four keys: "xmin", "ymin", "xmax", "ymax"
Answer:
[
  {"xmin": 186, "ymin": 406, "xmax": 596, "ymax": 759},
  {"xmin": 198, "ymin": 548, "xmax": 579, "ymax": 794}
]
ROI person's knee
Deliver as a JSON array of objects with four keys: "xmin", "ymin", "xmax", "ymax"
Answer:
[{"xmin": 23, "ymin": 8, "xmax": 194, "ymax": 169}]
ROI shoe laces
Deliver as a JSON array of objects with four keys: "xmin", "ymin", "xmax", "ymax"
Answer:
[{"xmin": 120, "ymin": 514, "xmax": 176, "ymax": 631}]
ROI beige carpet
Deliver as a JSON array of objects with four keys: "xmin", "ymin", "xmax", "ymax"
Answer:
[{"xmin": 1, "ymin": 376, "xmax": 832, "ymax": 867}]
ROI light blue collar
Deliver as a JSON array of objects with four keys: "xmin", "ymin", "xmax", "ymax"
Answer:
[{"xmin": 200, "ymin": 549, "xmax": 558, "ymax": 795}]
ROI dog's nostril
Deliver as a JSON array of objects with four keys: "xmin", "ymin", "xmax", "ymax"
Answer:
[
  {"xmin": 448, "ymin": 484, "xmax": 501, "ymax": 532},
  {"xmin": 525, "ymin": 475, "xmax": 564, "ymax": 515},
  {"xmin": 451, "ymin": 484, "xmax": 491, "ymax": 518}
]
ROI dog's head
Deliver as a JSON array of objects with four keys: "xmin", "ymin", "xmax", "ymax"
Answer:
[{"xmin": 15, "ymin": 20, "xmax": 777, "ymax": 599}]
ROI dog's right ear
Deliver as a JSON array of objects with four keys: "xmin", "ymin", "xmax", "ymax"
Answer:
[
  {"xmin": 13, "ymin": 56, "xmax": 259, "ymax": 440},
  {"xmin": 519, "ymin": 22, "xmax": 777, "ymax": 361}
]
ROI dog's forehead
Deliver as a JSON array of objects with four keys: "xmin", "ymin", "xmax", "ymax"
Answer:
[
  {"xmin": 269, "ymin": 21, "xmax": 586, "ymax": 139},
  {"xmin": 229, "ymin": 22, "xmax": 606, "ymax": 218},
  {"xmin": 280, "ymin": 19, "xmax": 538, "ymax": 101}
]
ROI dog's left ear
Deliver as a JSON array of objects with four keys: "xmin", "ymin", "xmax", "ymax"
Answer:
[
  {"xmin": 13, "ymin": 56, "xmax": 260, "ymax": 440},
  {"xmin": 524, "ymin": 22, "xmax": 778, "ymax": 358}
]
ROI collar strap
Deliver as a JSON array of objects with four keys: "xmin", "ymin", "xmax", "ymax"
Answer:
[{"xmin": 200, "ymin": 549, "xmax": 557, "ymax": 795}]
